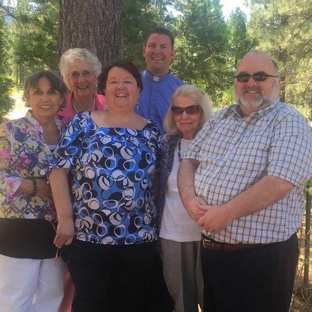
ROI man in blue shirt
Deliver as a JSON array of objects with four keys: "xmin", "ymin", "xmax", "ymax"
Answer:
[
  {"xmin": 136, "ymin": 29, "xmax": 181, "ymax": 312},
  {"xmin": 136, "ymin": 27, "xmax": 184, "ymax": 134}
]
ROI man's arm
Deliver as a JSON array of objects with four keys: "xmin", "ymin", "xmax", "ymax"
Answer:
[
  {"xmin": 178, "ymin": 158, "xmax": 207, "ymax": 222},
  {"xmin": 197, "ymin": 175, "xmax": 294, "ymax": 233}
]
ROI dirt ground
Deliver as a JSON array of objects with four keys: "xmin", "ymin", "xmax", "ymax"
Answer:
[{"xmin": 290, "ymin": 225, "xmax": 312, "ymax": 312}]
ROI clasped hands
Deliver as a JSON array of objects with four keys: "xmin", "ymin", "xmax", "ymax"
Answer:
[{"xmin": 184, "ymin": 196, "xmax": 234, "ymax": 233}]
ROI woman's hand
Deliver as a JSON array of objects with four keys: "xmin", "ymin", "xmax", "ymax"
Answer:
[
  {"xmin": 18, "ymin": 178, "xmax": 52, "ymax": 201},
  {"xmin": 53, "ymin": 218, "xmax": 75, "ymax": 248}
]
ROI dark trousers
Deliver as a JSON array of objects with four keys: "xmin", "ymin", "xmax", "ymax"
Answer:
[
  {"xmin": 145, "ymin": 250, "xmax": 174, "ymax": 312},
  {"xmin": 201, "ymin": 234, "xmax": 299, "ymax": 312},
  {"xmin": 64, "ymin": 240, "xmax": 165, "ymax": 312}
]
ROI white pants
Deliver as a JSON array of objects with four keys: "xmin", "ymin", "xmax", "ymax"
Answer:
[{"xmin": 0, "ymin": 254, "xmax": 65, "ymax": 312}]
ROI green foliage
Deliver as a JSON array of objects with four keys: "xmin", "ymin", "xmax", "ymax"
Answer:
[
  {"xmin": 171, "ymin": 0, "xmax": 228, "ymax": 102},
  {"xmin": 2, "ymin": 0, "xmax": 310, "ymax": 122},
  {"xmin": 228, "ymin": 8, "xmax": 257, "ymax": 68},
  {"xmin": 122, "ymin": 0, "xmax": 176, "ymax": 70},
  {"xmin": 248, "ymin": 0, "xmax": 312, "ymax": 116},
  {"xmin": 0, "ymin": 16, "xmax": 13, "ymax": 121},
  {"xmin": 2, "ymin": 0, "xmax": 254, "ymax": 112},
  {"xmin": 217, "ymin": 7, "xmax": 257, "ymax": 106},
  {"xmin": 8, "ymin": 0, "xmax": 178, "ymax": 84},
  {"xmin": 8, "ymin": 0, "xmax": 58, "ymax": 85}
]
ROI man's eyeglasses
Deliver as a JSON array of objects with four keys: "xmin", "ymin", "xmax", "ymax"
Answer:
[
  {"xmin": 235, "ymin": 72, "xmax": 279, "ymax": 83},
  {"xmin": 171, "ymin": 105, "xmax": 201, "ymax": 116},
  {"xmin": 68, "ymin": 70, "xmax": 94, "ymax": 80}
]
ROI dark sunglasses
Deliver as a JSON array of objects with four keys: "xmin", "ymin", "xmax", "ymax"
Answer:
[
  {"xmin": 235, "ymin": 72, "xmax": 279, "ymax": 83},
  {"xmin": 171, "ymin": 105, "xmax": 201, "ymax": 116}
]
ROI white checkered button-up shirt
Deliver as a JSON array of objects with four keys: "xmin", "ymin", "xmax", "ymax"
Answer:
[{"xmin": 184, "ymin": 100, "xmax": 312, "ymax": 244}]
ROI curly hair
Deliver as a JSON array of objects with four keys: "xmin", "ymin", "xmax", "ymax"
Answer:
[{"xmin": 58, "ymin": 48, "xmax": 102, "ymax": 87}]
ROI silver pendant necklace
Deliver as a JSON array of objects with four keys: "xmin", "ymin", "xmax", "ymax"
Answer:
[{"xmin": 73, "ymin": 98, "xmax": 95, "ymax": 113}]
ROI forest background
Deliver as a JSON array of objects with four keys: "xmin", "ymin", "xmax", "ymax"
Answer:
[
  {"xmin": 1, "ymin": 1, "xmax": 312, "ymax": 310},
  {"xmin": 0, "ymin": 0, "xmax": 311, "ymax": 123}
]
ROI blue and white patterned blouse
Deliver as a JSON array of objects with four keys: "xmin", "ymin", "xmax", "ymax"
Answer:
[{"xmin": 50, "ymin": 111, "xmax": 162, "ymax": 245}]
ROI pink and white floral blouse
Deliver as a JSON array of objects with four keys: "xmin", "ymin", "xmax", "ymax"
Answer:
[{"xmin": 0, "ymin": 111, "xmax": 64, "ymax": 221}]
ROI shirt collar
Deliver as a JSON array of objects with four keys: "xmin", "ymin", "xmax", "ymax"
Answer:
[
  {"xmin": 144, "ymin": 69, "xmax": 172, "ymax": 82},
  {"xmin": 25, "ymin": 110, "xmax": 64, "ymax": 133},
  {"xmin": 57, "ymin": 92, "xmax": 75, "ymax": 118},
  {"xmin": 232, "ymin": 98, "xmax": 281, "ymax": 119}
]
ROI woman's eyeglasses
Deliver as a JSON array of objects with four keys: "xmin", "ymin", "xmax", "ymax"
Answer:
[
  {"xmin": 235, "ymin": 72, "xmax": 279, "ymax": 83},
  {"xmin": 68, "ymin": 70, "xmax": 94, "ymax": 80},
  {"xmin": 171, "ymin": 105, "xmax": 201, "ymax": 116}
]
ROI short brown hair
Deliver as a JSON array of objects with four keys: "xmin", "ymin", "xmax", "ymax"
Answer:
[
  {"xmin": 97, "ymin": 60, "xmax": 143, "ymax": 95},
  {"xmin": 145, "ymin": 27, "xmax": 175, "ymax": 48},
  {"xmin": 23, "ymin": 70, "xmax": 67, "ymax": 108}
]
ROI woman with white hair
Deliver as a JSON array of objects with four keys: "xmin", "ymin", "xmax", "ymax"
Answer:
[
  {"xmin": 159, "ymin": 84, "xmax": 213, "ymax": 312},
  {"xmin": 57, "ymin": 47, "xmax": 108, "ymax": 312},
  {"xmin": 57, "ymin": 48, "xmax": 107, "ymax": 123}
]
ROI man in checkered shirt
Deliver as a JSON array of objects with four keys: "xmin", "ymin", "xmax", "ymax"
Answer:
[{"xmin": 178, "ymin": 51, "xmax": 312, "ymax": 312}]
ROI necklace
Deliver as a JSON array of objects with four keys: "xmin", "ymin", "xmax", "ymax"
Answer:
[
  {"xmin": 72, "ymin": 97, "xmax": 95, "ymax": 113},
  {"xmin": 177, "ymin": 137, "xmax": 182, "ymax": 162}
]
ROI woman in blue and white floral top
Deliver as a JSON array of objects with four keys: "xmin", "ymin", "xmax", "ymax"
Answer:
[
  {"xmin": 0, "ymin": 70, "xmax": 67, "ymax": 311},
  {"xmin": 49, "ymin": 61, "xmax": 163, "ymax": 312}
]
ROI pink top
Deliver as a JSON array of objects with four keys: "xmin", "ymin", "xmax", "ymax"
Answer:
[{"xmin": 57, "ymin": 92, "xmax": 107, "ymax": 124}]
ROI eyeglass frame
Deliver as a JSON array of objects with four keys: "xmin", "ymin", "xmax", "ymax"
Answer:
[
  {"xmin": 235, "ymin": 71, "xmax": 279, "ymax": 83},
  {"xmin": 171, "ymin": 104, "xmax": 202, "ymax": 116},
  {"xmin": 67, "ymin": 70, "xmax": 95, "ymax": 80}
]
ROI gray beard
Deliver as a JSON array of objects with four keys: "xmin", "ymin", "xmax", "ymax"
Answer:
[
  {"xmin": 238, "ymin": 92, "xmax": 269, "ymax": 108},
  {"xmin": 235, "ymin": 82, "xmax": 279, "ymax": 108}
]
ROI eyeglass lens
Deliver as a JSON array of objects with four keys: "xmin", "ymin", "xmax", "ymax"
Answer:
[
  {"xmin": 70, "ymin": 70, "xmax": 93, "ymax": 79},
  {"xmin": 235, "ymin": 72, "xmax": 278, "ymax": 82},
  {"xmin": 171, "ymin": 105, "xmax": 201, "ymax": 116}
]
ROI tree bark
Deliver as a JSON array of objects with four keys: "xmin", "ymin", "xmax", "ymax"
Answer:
[{"xmin": 58, "ymin": 0, "xmax": 123, "ymax": 68}]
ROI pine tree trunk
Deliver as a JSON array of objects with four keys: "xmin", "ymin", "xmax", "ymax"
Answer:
[{"xmin": 58, "ymin": 0, "xmax": 123, "ymax": 68}]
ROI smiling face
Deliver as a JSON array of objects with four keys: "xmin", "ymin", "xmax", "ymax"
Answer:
[
  {"xmin": 67, "ymin": 59, "xmax": 97, "ymax": 99},
  {"xmin": 143, "ymin": 33, "xmax": 176, "ymax": 77},
  {"xmin": 234, "ymin": 52, "xmax": 280, "ymax": 115},
  {"xmin": 25, "ymin": 77, "xmax": 64, "ymax": 121},
  {"xmin": 172, "ymin": 96, "xmax": 201, "ymax": 140},
  {"xmin": 103, "ymin": 67, "xmax": 141, "ymax": 111}
]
